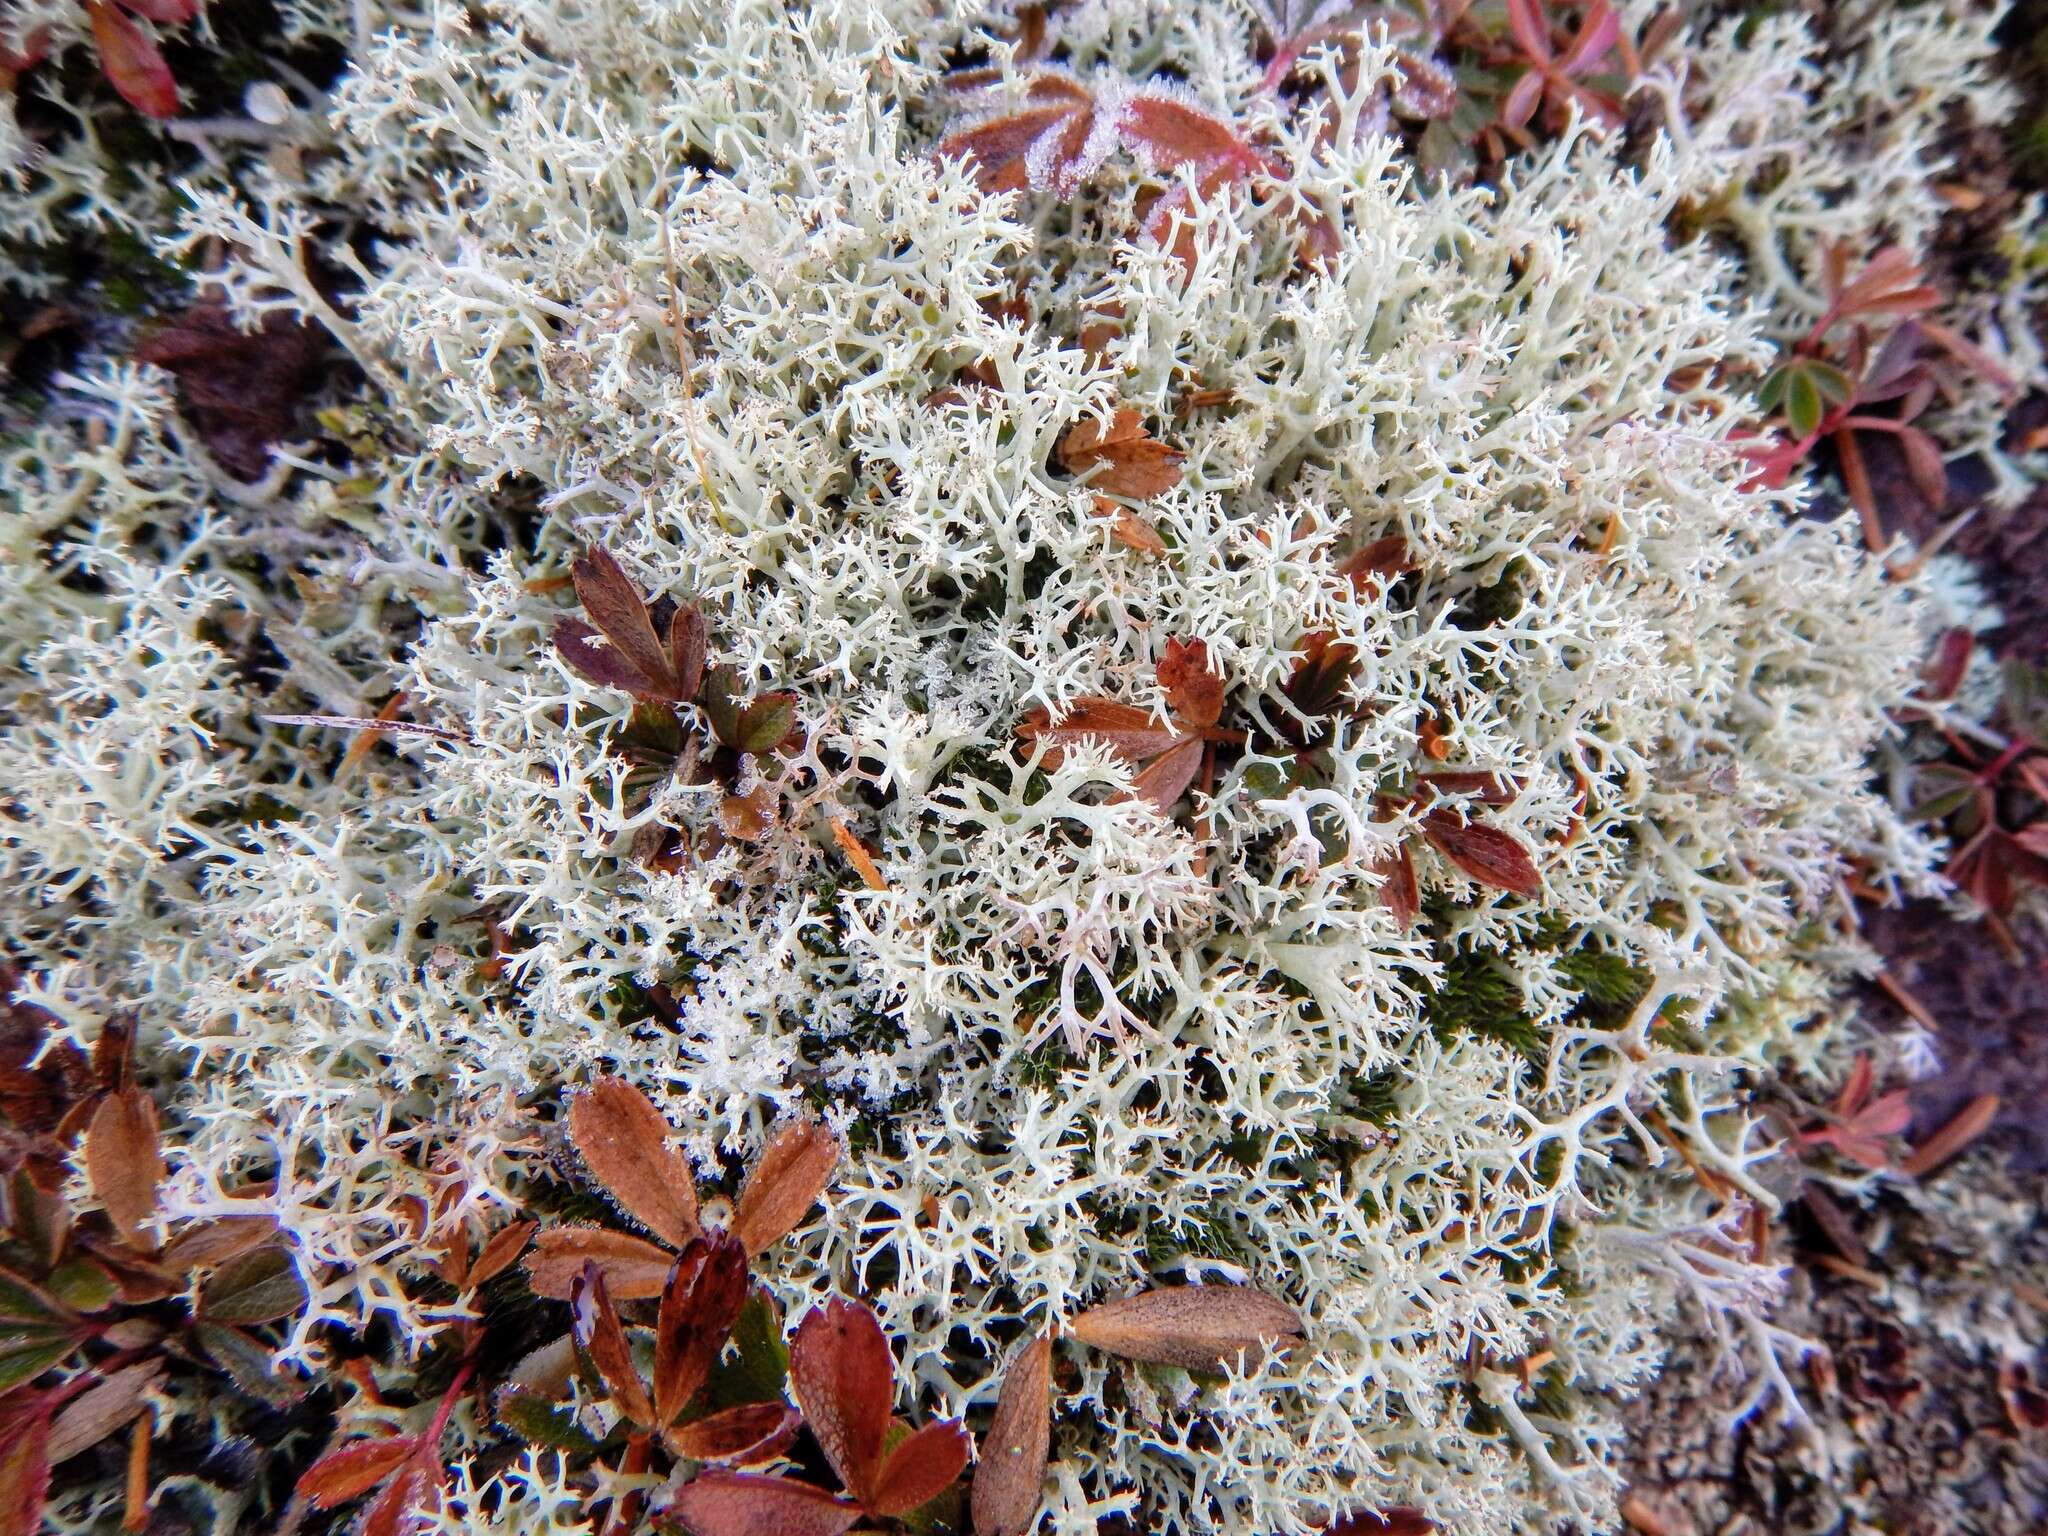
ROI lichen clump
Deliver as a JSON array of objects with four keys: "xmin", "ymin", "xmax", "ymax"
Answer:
[{"xmin": 0, "ymin": 0, "xmax": 2040, "ymax": 1532}]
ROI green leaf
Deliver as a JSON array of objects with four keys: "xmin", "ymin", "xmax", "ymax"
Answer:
[
  {"xmin": 495, "ymin": 1386, "xmax": 601, "ymax": 1455},
  {"xmin": 701, "ymin": 1288, "xmax": 788, "ymax": 1409},
  {"xmin": 1782, "ymin": 366, "xmax": 1824, "ymax": 438},
  {"xmin": 734, "ymin": 695, "xmax": 798, "ymax": 756},
  {"xmin": 191, "ymin": 1322, "xmax": 305, "ymax": 1408},
  {"xmin": 0, "ymin": 1330, "xmax": 77, "ymax": 1392},
  {"xmin": 42, "ymin": 1258, "xmax": 117, "ymax": 1315},
  {"xmin": 1756, "ymin": 362, "xmax": 1792, "ymax": 415},
  {"xmin": 701, "ymin": 666, "xmax": 743, "ymax": 747},
  {"xmin": 200, "ymin": 1243, "xmax": 306, "ymax": 1326},
  {"xmin": 0, "ymin": 1267, "xmax": 66, "ymax": 1327}
]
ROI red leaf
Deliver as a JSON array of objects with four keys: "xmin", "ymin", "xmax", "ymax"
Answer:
[
  {"xmin": 654, "ymin": 1233, "xmax": 750, "ymax": 1428},
  {"xmin": 1117, "ymin": 87, "xmax": 1256, "ymax": 176},
  {"xmin": 938, "ymin": 74, "xmax": 1098, "ymax": 195},
  {"xmin": 1156, "ymin": 638, "xmax": 1223, "ymax": 728},
  {"xmin": 115, "ymin": 0, "xmax": 198, "ymax": 24},
  {"xmin": 1504, "ymin": 0, "xmax": 1553, "ymax": 62},
  {"xmin": 295, "ymin": 1437, "xmax": 421, "ymax": 1510},
  {"xmin": 1017, "ymin": 698, "xmax": 1187, "ymax": 767},
  {"xmin": 666, "ymin": 1471, "xmax": 863, "ymax": 1536},
  {"xmin": 868, "ymin": 1417, "xmax": 971, "ymax": 1517},
  {"xmin": 789, "ymin": 1298, "xmax": 894, "ymax": 1508},
  {"xmin": 87, "ymin": 0, "xmax": 177, "ymax": 117},
  {"xmin": 1921, "ymin": 627, "xmax": 1973, "ymax": 702},
  {"xmin": 1337, "ymin": 536, "xmax": 1415, "ymax": 596},
  {"xmin": 566, "ymin": 1076, "xmax": 701, "ymax": 1251},
  {"xmin": 669, "ymin": 607, "xmax": 710, "ymax": 703},
  {"xmin": 663, "ymin": 1401, "xmax": 802, "ymax": 1465},
  {"xmin": 1124, "ymin": 733, "xmax": 1204, "ymax": 814},
  {"xmin": 572, "ymin": 1263, "xmax": 656, "ymax": 1428},
  {"xmin": 1331, "ymin": 1512, "xmax": 1435, "ymax": 1536},
  {"xmin": 1058, "ymin": 408, "xmax": 1183, "ymax": 500},
  {"xmin": 1372, "ymin": 844, "xmax": 1420, "ymax": 932},
  {"xmin": 86, "ymin": 1088, "xmax": 163, "ymax": 1250},
  {"xmin": 1500, "ymin": 68, "xmax": 1544, "ymax": 130},
  {"xmin": 0, "ymin": 1409, "xmax": 52, "ymax": 1536},
  {"xmin": 969, "ymin": 1334, "xmax": 1051, "ymax": 1536},
  {"xmin": 571, "ymin": 547, "xmax": 680, "ymax": 700},
  {"xmin": 732, "ymin": 1119, "xmax": 840, "ymax": 1257},
  {"xmin": 1067, "ymin": 1284, "xmax": 1303, "ymax": 1371},
  {"xmin": 1898, "ymin": 1093, "xmax": 2000, "ymax": 1178},
  {"xmin": 525, "ymin": 1226, "xmax": 679, "ymax": 1300},
  {"xmin": 555, "ymin": 617, "xmax": 663, "ymax": 697},
  {"xmin": 1556, "ymin": 0, "xmax": 1620, "ymax": 75},
  {"xmin": 360, "ymin": 1459, "xmax": 441, "ymax": 1536},
  {"xmin": 1418, "ymin": 811, "xmax": 1541, "ymax": 897}
]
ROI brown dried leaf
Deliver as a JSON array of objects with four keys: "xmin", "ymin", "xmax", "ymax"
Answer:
[
  {"xmin": 718, "ymin": 786, "xmax": 779, "ymax": 843},
  {"xmin": 1337, "ymin": 535, "xmax": 1416, "ymax": 596},
  {"xmin": 295, "ymin": 1436, "xmax": 421, "ymax": 1510},
  {"xmin": 733, "ymin": 1119, "xmax": 841, "ymax": 1257},
  {"xmin": 47, "ymin": 1361, "xmax": 165, "ymax": 1464},
  {"xmin": 87, "ymin": 1089, "xmax": 163, "ymax": 1250},
  {"xmin": 1418, "ymin": 811, "xmax": 1541, "ymax": 897},
  {"xmin": 669, "ymin": 607, "xmax": 710, "ymax": 703},
  {"xmin": 1106, "ymin": 505, "xmax": 1168, "ymax": 556},
  {"xmin": 466, "ymin": 1220, "xmax": 537, "ymax": 1291},
  {"xmin": 525, "ymin": 1226, "xmax": 679, "ymax": 1301},
  {"xmin": 572, "ymin": 1262, "xmax": 656, "ymax": 1428},
  {"xmin": 789, "ymin": 1298, "xmax": 894, "ymax": 1508},
  {"xmin": 665, "ymin": 1470, "xmax": 863, "ymax": 1536},
  {"xmin": 566, "ymin": 1076, "xmax": 700, "ymax": 1250},
  {"xmin": 970, "ymin": 1333, "xmax": 1051, "ymax": 1536},
  {"xmin": 1058, "ymin": 408, "xmax": 1183, "ymax": 500},
  {"xmin": 1067, "ymin": 1284, "xmax": 1302, "ymax": 1372}
]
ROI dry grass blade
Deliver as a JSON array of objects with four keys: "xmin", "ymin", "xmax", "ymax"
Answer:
[
  {"xmin": 87, "ymin": 1089, "xmax": 164, "ymax": 1250},
  {"xmin": 732, "ymin": 1118, "xmax": 841, "ymax": 1256},
  {"xmin": 1898, "ymin": 1092, "xmax": 2000, "ymax": 1178},
  {"xmin": 970, "ymin": 1333, "xmax": 1051, "ymax": 1536},
  {"xmin": 566, "ymin": 1077, "xmax": 700, "ymax": 1250},
  {"xmin": 1067, "ymin": 1284, "xmax": 1302, "ymax": 1372}
]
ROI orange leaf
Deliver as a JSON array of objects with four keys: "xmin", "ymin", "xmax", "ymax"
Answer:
[
  {"xmin": 1067, "ymin": 1284, "xmax": 1302, "ymax": 1372},
  {"xmin": 1418, "ymin": 811, "xmax": 1541, "ymax": 897},
  {"xmin": 1105, "ymin": 504, "xmax": 1167, "ymax": 556},
  {"xmin": 654, "ymin": 1233, "xmax": 750, "ymax": 1428},
  {"xmin": 85, "ymin": 1, "xmax": 176, "ymax": 118},
  {"xmin": 295, "ymin": 1436, "xmax": 421, "ymax": 1510},
  {"xmin": 732, "ymin": 1119, "xmax": 841, "ymax": 1257},
  {"xmin": 1058, "ymin": 408, "xmax": 1183, "ymax": 500},
  {"xmin": 869, "ymin": 1417, "xmax": 971, "ymax": 1517},
  {"xmin": 525, "ymin": 1226, "xmax": 678, "ymax": 1300},
  {"xmin": 969, "ymin": 1333, "xmax": 1051, "ymax": 1536},
  {"xmin": 566, "ymin": 1077, "xmax": 700, "ymax": 1250},
  {"xmin": 86, "ymin": 1089, "xmax": 163, "ymax": 1250},
  {"xmin": 827, "ymin": 818, "xmax": 888, "ymax": 893},
  {"xmin": 666, "ymin": 1470, "xmax": 862, "ymax": 1536},
  {"xmin": 572, "ymin": 1262, "xmax": 656, "ymax": 1427},
  {"xmin": 789, "ymin": 1299, "xmax": 894, "ymax": 1508}
]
